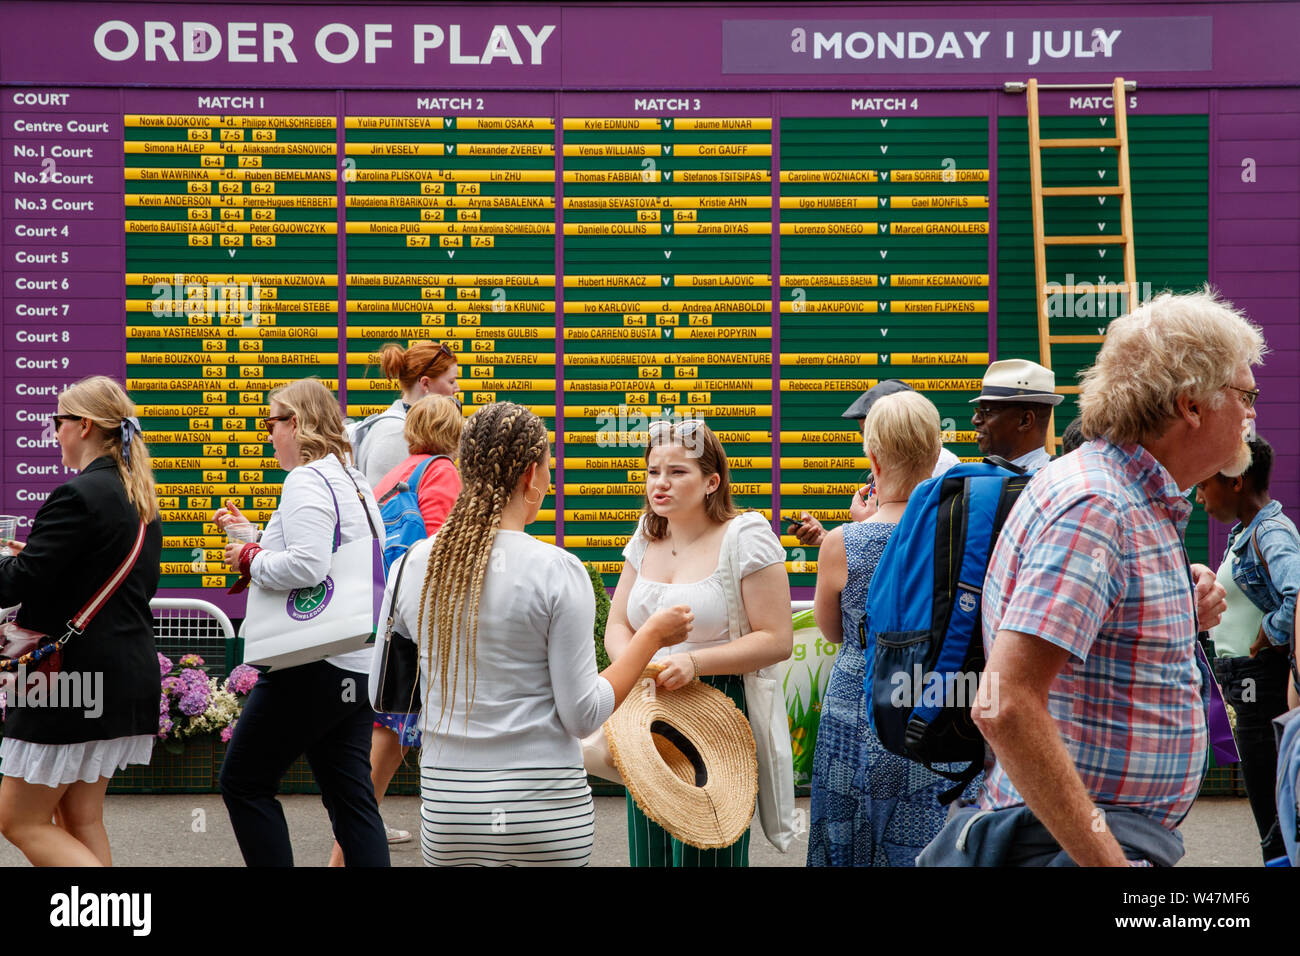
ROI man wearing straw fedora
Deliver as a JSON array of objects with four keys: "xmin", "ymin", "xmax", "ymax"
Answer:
[{"xmin": 968, "ymin": 359, "xmax": 1062, "ymax": 473}]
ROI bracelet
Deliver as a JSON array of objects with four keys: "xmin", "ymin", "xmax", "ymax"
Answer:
[{"xmin": 688, "ymin": 652, "xmax": 700, "ymax": 681}]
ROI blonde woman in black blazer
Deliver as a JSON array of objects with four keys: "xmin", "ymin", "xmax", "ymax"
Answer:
[{"xmin": 0, "ymin": 377, "xmax": 162, "ymax": 867}]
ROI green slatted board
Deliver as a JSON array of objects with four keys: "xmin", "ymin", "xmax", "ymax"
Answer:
[
  {"xmin": 124, "ymin": 115, "xmax": 340, "ymax": 590},
  {"xmin": 997, "ymin": 113, "xmax": 1210, "ymax": 561},
  {"xmin": 779, "ymin": 116, "xmax": 991, "ymax": 590},
  {"xmin": 342, "ymin": 115, "xmax": 558, "ymax": 545},
  {"xmin": 561, "ymin": 117, "xmax": 773, "ymax": 583}
]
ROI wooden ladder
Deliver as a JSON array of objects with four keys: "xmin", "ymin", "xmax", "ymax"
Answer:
[{"xmin": 1026, "ymin": 76, "xmax": 1137, "ymax": 450}]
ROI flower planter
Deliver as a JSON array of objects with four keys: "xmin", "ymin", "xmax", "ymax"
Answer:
[{"xmin": 107, "ymin": 737, "xmax": 220, "ymax": 794}]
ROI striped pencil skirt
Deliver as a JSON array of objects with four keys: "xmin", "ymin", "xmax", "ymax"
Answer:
[{"xmin": 419, "ymin": 765, "xmax": 596, "ymax": 867}]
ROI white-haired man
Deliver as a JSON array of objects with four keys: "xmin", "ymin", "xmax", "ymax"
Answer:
[{"xmin": 920, "ymin": 289, "xmax": 1263, "ymax": 867}]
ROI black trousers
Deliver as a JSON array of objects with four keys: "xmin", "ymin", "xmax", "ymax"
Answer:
[
  {"xmin": 218, "ymin": 660, "xmax": 390, "ymax": 867},
  {"xmin": 1214, "ymin": 650, "xmax": 1290, "ymax": 862}
]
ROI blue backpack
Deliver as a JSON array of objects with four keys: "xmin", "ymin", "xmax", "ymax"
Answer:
[
  {"xmin": 376, "ymin": 455, "xmax": 449, "ymax": 572},
  {"xmin": 861, "ymin": 458, "xmax": 1031, "ymax": 803}
]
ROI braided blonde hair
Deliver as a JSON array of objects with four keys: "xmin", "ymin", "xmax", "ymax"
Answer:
[{"xmin": 418, "ymin": 402, "xmax": 548, "ymax": 728}]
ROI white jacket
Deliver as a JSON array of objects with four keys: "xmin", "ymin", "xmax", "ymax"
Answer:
[{"xmin": 253, "ymin": 455, "xmax": 383, "ymax": 673}]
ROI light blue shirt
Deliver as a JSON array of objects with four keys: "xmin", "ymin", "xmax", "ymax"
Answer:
[{"xmin": 1010, "ymin": 446, "xmax": 1052, "ymax": 473}]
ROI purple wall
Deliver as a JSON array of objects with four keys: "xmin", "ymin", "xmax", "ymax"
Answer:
[
  {"xmin": 1209, "ymin": 88, "xmax": 1300, "ymax": 559},
  {"xmin": 2, "ymin": 0, "xmax": 1298, "ymax": 597}
]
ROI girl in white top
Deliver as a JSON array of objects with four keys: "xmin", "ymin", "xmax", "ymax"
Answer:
[
  {"xmin": 213, "ymin": 377, "xmax": 390, "ymax": 866},
  {"xmin": 389, "ymin": 402, "xmax": 691, "ymax": 866},
  {"xmin": 605, "ymin": 419, "xmax": 793, "ymax": 867}
]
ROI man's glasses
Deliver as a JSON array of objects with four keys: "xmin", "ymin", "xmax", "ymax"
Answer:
[
  {"xmin": 1224, "ymin": 384, "xmax": 1259, "ymax": 410},
  {"xmin": 262, "ymin": 414, "xmax": 293, "ymax": 437}
]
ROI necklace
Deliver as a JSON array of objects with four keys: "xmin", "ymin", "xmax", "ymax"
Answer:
[
  {"xmin": 669, "ymin": 527, "xmax": 710, "ymax": 557},
  {"xmin": 876, "ymin": 499, "xmax": 909, "ymax": 507}
]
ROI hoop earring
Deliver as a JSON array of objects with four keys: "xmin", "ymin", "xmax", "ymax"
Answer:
[{"xmin": 523, "ymin": 488, "xmax": 542, "ymax": 506}]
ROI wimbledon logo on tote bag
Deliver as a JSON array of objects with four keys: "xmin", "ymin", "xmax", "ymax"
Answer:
[{"xmin": 287, "ymin": 577, "xmax": 336, "ymax": 622}]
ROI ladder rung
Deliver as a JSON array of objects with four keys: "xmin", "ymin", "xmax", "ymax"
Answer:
[
  {"xmin": 1040, "ymin": 137, "xmax": 1121, "ymax": 148},
  {"xmin": 1043, "ymin": 235, "xmax": 1128, "ymax": 245},
  {"xmin": 1042, "ymin": 186, "xmax": 1125, "ymax": 196},
  {"xmin": 1056, "ymin": 386, "xmax": 1082, "ymax": 395},
  {"xmin": 1048, "ymin": 335, "xmax": 1106, "ymax": 344},
  {"xmin": 1045, "ymin": 284, "xmax": 1131, "ymax": 294}
]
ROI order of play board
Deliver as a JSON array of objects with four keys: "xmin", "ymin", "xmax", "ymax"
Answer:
[{"xmin": 3, "ymin": 86, "xmax": 1214, "ymax": 604}]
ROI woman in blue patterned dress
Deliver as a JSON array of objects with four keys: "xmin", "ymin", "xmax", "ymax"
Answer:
[{"xmin": 807, "ymin": 390, "xmax": 979, "ymax": 866}]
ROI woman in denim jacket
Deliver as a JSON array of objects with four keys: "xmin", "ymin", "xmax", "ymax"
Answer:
[{"xmin": 1196, "ymin": 435, "xmax": 1300, "ymax": 862}]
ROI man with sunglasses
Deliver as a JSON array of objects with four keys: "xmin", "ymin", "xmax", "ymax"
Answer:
[{"xmin": 968, "ymin": 359, "xmax": 1061, "ymax": 472}]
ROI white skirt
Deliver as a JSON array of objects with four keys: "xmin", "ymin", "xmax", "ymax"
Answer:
[
  {"xmin": 420, "ymin": 766, "xmax": 595, "ymax": 867},
  {"xmin": 0, "ymin": 735, "xmax": 155, "ymax": 788}
]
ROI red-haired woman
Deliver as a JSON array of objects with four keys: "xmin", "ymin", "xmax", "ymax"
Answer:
[{"xmin": 352, "ymin": 342, "xmax": 459, "ymax": 487}]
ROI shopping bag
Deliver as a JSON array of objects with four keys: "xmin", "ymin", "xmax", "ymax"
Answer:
[
  {"xmin": 242, "ymin": 465, "xmax": 384, "ymax": 671},
  {"xmin": 242, "ymin": 536, "xmax": 384, "ymax": 670}
]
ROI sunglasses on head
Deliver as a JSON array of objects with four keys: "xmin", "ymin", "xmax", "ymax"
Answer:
[
  {"xmin": 414, "ymin": 343, "xmax": 456, "ymax": 382},
  {"xmin": 647, "ymin": 419, "xmax": 705, "ymax": 441}
]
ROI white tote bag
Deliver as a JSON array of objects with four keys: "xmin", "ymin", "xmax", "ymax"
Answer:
[
  {"xmin": 242, "ymin": 467, "xmax": 385, "ymax": 671},
  {"xmin": 719, "ymin": 514, "xmax": 797, "ymax": 853}
]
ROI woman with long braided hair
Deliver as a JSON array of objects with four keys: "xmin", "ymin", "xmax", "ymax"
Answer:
[{"xmin": 385, "ymin": 402, "xmax": 692, "ymax": 866}]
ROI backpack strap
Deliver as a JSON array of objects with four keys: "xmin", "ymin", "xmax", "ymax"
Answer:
[
  {"xmin": 378, "ymin": 454, "xmax": 447, "ymax": 507},
  {"xmin": 983, "ymin": 454, "xmax": 1027, "ymax": 475},
  {"xmin": 990, "ymin": 475, "xmax": 1030, "ymax": 540},
  {"xmin": 1251, "ymin": 522, "xmax": 1272, "ymax": 578},
  {"xmin": 408, "ymin": 454, "xmax": 448, "ymax": 490}
]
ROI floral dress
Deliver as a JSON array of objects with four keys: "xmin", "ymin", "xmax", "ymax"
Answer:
[{"xmin": 806, "ymin": 521, "xmax": 981, "ymax": 866}]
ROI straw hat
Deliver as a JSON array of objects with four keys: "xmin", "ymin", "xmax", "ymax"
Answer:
[
  {"xmin": 969, "ymin": 359, "xmax": 1064, "ymax": 406},
  {"xmin": 604, "ymin": 665, "xmax": 758, "ymax": 849}
]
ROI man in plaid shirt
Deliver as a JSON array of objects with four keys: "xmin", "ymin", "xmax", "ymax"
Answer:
[{"xmin": 922, "ymin": 289, "xmax": 1265, "ymax": 866}]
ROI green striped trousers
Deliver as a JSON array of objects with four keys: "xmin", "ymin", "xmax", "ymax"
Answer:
[{"xmin": 625, "ymin": 673, "xmax": 751, "ymax": 868}]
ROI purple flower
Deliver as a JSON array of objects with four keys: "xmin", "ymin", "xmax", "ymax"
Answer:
[
  {"xmin": 161, "ymin": 675, "xmax": 179, "ymax": 695},
  {"xmin": 178, "ymin": 688, "xmax": 208, "ymax": 716},
  {"xmin": 220, "ymin": 723, "xmax": 235, "ymax": 743},
  {"xmin": 176, "ymin": 668, "xmax": 210, "ymax": 716},
  {"xmin": 178, "ymin": 653, "xmax": 205, "ymax": 670},
  {"xmin": 158, "ymin": 653, "xmax": 173, "ymax": 676},
  {"xmin": 227, "ymin": 664, "xmax": 259, "ymax": 696},
  {"xmin": 158, "ymin": 698, "xmax": 173, "ymax": 738}
]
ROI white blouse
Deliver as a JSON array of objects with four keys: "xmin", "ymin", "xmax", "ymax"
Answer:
[
  {"xmin": 387, "ymin": 530, "xmax": 614, "ymax": 770},
  {"xmin": 621, "ymin": 511, "xmax": 786, "ymax": 662}
]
